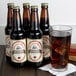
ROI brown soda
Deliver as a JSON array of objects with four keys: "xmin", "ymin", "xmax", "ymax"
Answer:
[
  {"xmin": 40, "ymin": 3, "xmax": 51, "ymax": 63},
  {"xmin": 51, "ymin": 31, "xmax": 71, "ymax": 69},
  {"xmin": 10, "ymin": 6, "xmax": 27, "ymax": 67},
  {"xmin": 27, "ymin": 6, "xmax": 43, "ymax": 68},
  {"xmin": 5, "ymin": 3, "xmax": 14, "ymax": 62}
]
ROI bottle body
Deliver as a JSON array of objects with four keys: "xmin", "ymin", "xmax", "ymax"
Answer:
[
  {"xmin": 10, "ymin": 6, "xmax": 27, "ymax": 67},
  {"xmin": 23, "ymin": 3, "xmax": 30, "ymax": 66},
  {"xmin": 5, "ymin": 3, "xmax": 14, "ymax": 61},
  {"xmin": 27, "ymin": 6, "xmax": 43, "ymax": 68},
  {"xmin": 40, "ymin": 3, "xmax": 51, "ymax": 63}
]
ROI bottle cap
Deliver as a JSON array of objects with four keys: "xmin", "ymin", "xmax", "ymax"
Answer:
[
  {"xmin": 7, "ymin": 3, "xmax": 14, "ymax": 8},
  {"xmin": 41, "ymin": 3, "xmax": 48, "ymax": 6},
  {"xmin": 13, "ymin": 6, "xmax": 20, "ymax": 10},
  {"xmin": 31, "ymin": 5, "xmax": 38, "ymax": 9},
  {"xmin": 23, "ymin": 3, "xmax": 30, "ymax": 7}
]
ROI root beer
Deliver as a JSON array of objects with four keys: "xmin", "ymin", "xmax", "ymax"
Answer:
[
  {"xmin": 40, "ymin": 3, "xmax": 51, "ymax": 63},
  {"xmin": 10, "ymin": 6, "xmax": 27, "ymax": 67},
  {"xmin": 51, "ymin": 31, "xmax": 71, "ymax": 69},
  {"xmin": 27, "ymin": 6, "xmax": 43, "ymax": 68},
  {"xmin": 5, "ymin": 3, "xmax": 14, "ymax": 61}
]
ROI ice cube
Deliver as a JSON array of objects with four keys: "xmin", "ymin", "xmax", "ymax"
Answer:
[{"xmin": 55, "ymin": 47, "xmax": 66, "ymax": 55}]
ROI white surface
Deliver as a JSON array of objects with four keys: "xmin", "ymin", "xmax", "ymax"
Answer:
[
  {"xmin": 39, "ymin": 63, "xmax": 76, "ymax": 76},
  {"xmin": 0, "ymin": 0, "xmax": 76, "ymax": 44}
]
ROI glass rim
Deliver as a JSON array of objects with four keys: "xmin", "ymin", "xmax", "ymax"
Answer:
[{"xmin": 51, "ymin": 25, "xmax": 72, "ymax": 31}]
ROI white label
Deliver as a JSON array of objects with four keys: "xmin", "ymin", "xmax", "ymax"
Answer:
[
  {"xmin": 5, "ymin": 35, "xmax": 11, "ymax": 57},
  {"xmin": 27, "ymin": 38, "xmax": 43, "ymax": 62},
  {"xmin": 43, "ymin": 35, "xmax": 51, "ymax": 58},
  {"xmin": 11, "ymin": 39, "xmax": 27, "ymax": 63}
]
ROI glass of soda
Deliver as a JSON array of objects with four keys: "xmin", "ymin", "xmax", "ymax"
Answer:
[{"xmin": 50, "ymin": 25, "xmax": 72, "ymax": 71}]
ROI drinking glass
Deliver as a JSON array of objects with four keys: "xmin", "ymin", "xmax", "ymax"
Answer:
[{"xmin": 50, "ymin": 25, "xmax": 72, "ymax": 71}]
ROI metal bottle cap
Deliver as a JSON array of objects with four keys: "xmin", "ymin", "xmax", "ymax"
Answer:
[
  {"xmin": 23, "ymin": 3, "xmax": 30, "ymax": 7},
  {"xmin": 41, "ymin": 3, "xmax": 48, "ymax": 6},
  {"xmin": 13, "ymin": 6, "xmax": 20, "ymax": 10},
  {"xmin": 7, "ymin": 3, "xmax": 14, "ymax": 8},
  {"xmin": 31, "ymin": 5, "xmax": 38, "ymax": 9}
]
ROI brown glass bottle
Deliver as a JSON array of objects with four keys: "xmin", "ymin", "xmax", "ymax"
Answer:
[
  {"xmin": 27, "ymin": 6, "xmax": 43, "ymax": 68},
  {"xmin": 10, "ymin": 6, "xmax": 27, "ymax": 67},
  {"xmin": 5, "ymin": 3, "xmax": 14, "ymax": 62},
  {"xmin": 23, "ymin": 3, "xmax": 30, "ymax": 36},
  {"xmin": 40, "ymin": 3, "xmax": 51, "ymax": 63}
]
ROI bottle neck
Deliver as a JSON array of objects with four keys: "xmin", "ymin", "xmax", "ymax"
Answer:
[
  {"xmin": 23, "ymin": 7, "xmax": 30, "ymax": 26},
  {"xmin": 7, "ymin": 7, "xmax": 13, "ymax": 27},
  {"xmin": 13, "ymin": 9, "xmax": 22, "ymax": 31},
  {"xmin": 31, "ymin": 9, "xmax": 39, "ymax": 30},
  {"xmin": 40, "ymin": 7, "xmax": 49, "ymax": 25}
]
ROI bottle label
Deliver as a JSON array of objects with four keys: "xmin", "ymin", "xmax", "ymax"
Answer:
[
  {"xmin": 43, "ymin": 35, "xmax": 51, "ymax": 58},
  {"xmin": 11, "ymin": 39, "xmax": 27, "ymax": 63},
  {"xmin": 5, "ymin": 35, "xmax": 11, "ymax": 57},
  {"xmin": 27, "ymin": 38, "xmax": 43, "ymax": 62}
]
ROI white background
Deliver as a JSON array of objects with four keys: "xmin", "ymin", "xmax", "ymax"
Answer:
[{"xmin": 0, "ymin": 0, "xmax": 76, "ymax": 45}]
